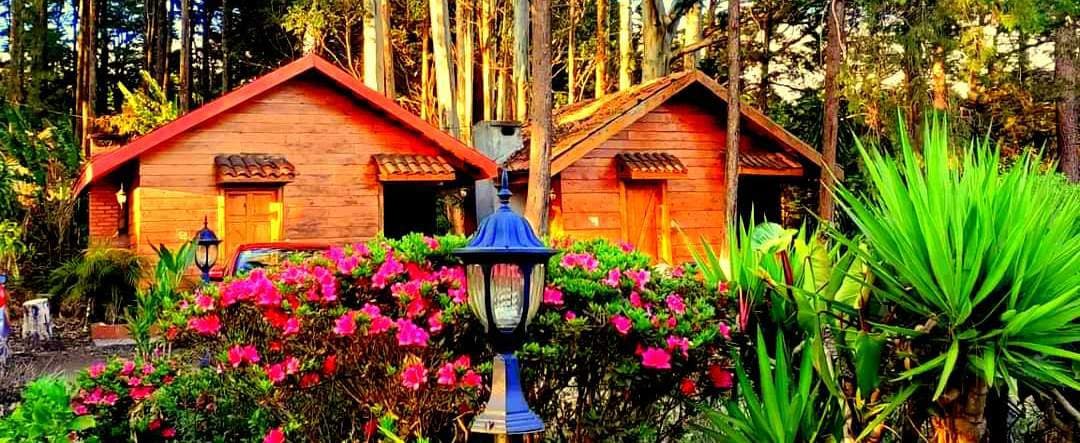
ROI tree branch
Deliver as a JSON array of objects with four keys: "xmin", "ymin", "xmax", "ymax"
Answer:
[
  {"xmin": 669, "ymin": 27, "xmax": 721, "ymax": 61},
  {"xmin": 1052, "ymin": 388, "xmax": 1080, "ymax": 425}
]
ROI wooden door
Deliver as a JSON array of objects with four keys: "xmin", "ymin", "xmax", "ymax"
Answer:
[
  {"xmin": 224, "ymin": 189, "xmax": 280, "ymax": 259},
  {"xmin": 622, "ymin": 181, "xmax": 663, "ymax": 260}
]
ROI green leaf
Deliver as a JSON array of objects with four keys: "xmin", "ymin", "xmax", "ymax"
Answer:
[
  {"xmin": 854, "ymin": 332, "xmax": 885, "ymax": 396},
  {"xmin": 933, "ymin": 339, "xmax": 960, "ymax": 400}
]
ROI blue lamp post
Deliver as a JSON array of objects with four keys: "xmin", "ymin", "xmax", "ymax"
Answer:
[
  {"xmin": 193, "ymin": 217, "xmax": 221, "ymax": 282},
  {"xmin": 454, "ymin": 171, "xmax": 554, "ymax": 436}
]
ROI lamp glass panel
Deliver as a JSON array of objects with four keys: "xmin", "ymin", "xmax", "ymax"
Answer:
[
  {"xmin": 466, "ymin": 264, "xmax": 489, "ymax": 329},
  {"xmin": 206, "ymin": 243, "xmax": 218, "ymax": 268},
  {"xmin": 195, "ymin": 244, "xmax": 209, "ymax": 268},
  {"xmin": 490, "ymin": 263, "xmax": 524, "ymax": 331},
  {"xmin": 526, "ymin": 264, "xmax": 544, "ymax": 325}
]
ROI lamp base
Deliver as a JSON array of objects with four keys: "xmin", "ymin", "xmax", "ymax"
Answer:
[{"xmin": 470, "ymin": 353, "xmax": 544, "ymax": 435}]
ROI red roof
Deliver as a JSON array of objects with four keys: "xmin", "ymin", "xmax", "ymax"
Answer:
[{"xmin": 75, "ymin": 54, "xmax": 497, "ymax": 194}]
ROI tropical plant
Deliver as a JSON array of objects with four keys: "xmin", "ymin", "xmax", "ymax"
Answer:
[
  {"xmin": 126, "ymin": 242, "xmax": 195, "ymax": 359},
  {"xmin": 49, "ymin": 244, "xmax": 145, "ymax": 323},
  {"xmin": 0, "ymin": 376, "xmax": 97, "ymax": 442},
  {"xmin": 110, "ymin": 71, "xmax": 179, "ymax": 137},
  {"xmin": 695, "ymin": 328, "xmax": 837, "ymax": 443},
  {"xmin": 833, "ymin": 116, "xmax": 1080, "ymax": 441},
  {"xmin": 0, "ymin": 220, "xmax": 27, "ymax": 278}
]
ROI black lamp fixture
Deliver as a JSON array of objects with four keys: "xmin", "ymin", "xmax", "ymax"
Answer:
[
  {"xmin": 453, "ymin": 171, "xmax": 554, "ymax": 436},
  {"xmin": 193, "ymin": 217, "xmax": 221, "ymax": 282}
]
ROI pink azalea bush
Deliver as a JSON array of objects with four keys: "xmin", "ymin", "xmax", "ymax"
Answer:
[{"xmin": 72, "ymin": 356, "xmax": 179, "ymax": 441}]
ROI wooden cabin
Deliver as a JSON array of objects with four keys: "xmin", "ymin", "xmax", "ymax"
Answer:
[
  {"xmin": 504, "ymin": 70, "xmax": 824, "ymax": 263},
  {"xmin": 75, "ymin": 54, "xmax": 497, "ymax": 263}
]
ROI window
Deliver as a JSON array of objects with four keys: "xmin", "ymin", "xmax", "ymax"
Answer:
[{"xmin": 382, "ymin": 184, "xmax": 443, "ymax": 238}]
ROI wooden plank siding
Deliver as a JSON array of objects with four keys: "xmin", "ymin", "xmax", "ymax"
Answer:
[
  {"xmin": 552, "ymin": 95, "xmax": 782, "ymax": 264},
  {"xmin": 130, "ymin": 76, "xmax": 460, "ymax": 259}
]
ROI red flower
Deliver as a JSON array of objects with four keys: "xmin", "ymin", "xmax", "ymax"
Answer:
[
  {"xmin": 130, "ymin": 386, "xmax": 155, "ymax": 401},
  {"xmin": 427, "ymin": 311, "xmax": 444, "ymax": 333},
  {"xmin": 148, "ymin": 418, "xmax": 162, "ymax": 431},
  {"xmin": 322, "ymin": 355, "xmax": 338, "ymax": 375},
  {"xmin": 708, "ymin": 365, "xmax": 733, "ymax": 389},
  {"xmin": 300, "ymin": 372, "xmax": 320, "ymax": 388},
  {"xmin": 161, "ymin": 427, "xmax": 176, "ymax": 438},
  {"xmin": 188, "ymin": 315, "xmax": 221, "ymax": 335},
  {"xmin": 401, "ymin": 363, "xmax": 427, "ymax": 390},
  {"xmin": 461, "ymin": 370, "xmax": 483, "ymax": 388},
  {"xmin": 452, "ymin": 355, "xmax": 471, "ymax": 369},
  {"xmin": 266, "ymin": 363, "xmax": 286, "ymax": 384},
  {"xmin": 264, "ymin": 427, "xmax": 285, "ymax": 443},
  {"xmin": 679, "ymin": 378, "xmax": 697, "ymax": 396}
]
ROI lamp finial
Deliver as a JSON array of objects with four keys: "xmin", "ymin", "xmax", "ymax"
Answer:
[{"xmin": 497, "ymin": 170, "xmax": 512, "ymax": 205}]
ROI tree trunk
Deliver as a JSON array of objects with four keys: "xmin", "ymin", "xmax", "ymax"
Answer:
[
  {"xmin": 76, "ymin": 0, "xmax": 97, "ymax": 155},
  {"xmin": 363, "ymin": 0, "xmax": 385, "ymax": 91},
  {"xmin": 180, "ymin": 0, "xmax": 192, "ymax": 112},
  {"xmin": 818, "ymin": 0, "xmax": 843, "ymax": 222},
  {"xmin": 617, "ymin": 0, "xmax": 631, "ymax": 90},
  {"xmin": 524, "ymin": 0, "xmax": 553, "ymax": 233},
  {"xmin": 641, "ymin": 0, "xmax": 667, "ymax": 81},
  {"xmin": 512, "ymin": 0, "xmax": 529, "ymax": 120},
  {"xmin": 421, "ymin": 28, "xmax": 431, "ymax": 120},
  {"xmin": 931, "ymin": 46, "xmax": 947, "ymax": 111},
  {"xmin": 683, "ymin": 3, "xmax": 701, "ymax": 70},
  {"xmin": 430, "ymin": 0, "xmax": 460, "ymax": 137},
  {"xmin": 567, "ymin": 0, "xmax": 576, "ymax": 103},
  {"xmin": 931, "ymin": 378, "xmax": 988, "ymax": 443},
  {"xmin": 145, "ymin": 0, "xmax": 169, "ymax": 88},
  {"xmin": 724, "ymin": 0, "xmax": 740, "ymax": 225},
  {"xmin": 379, "ymin": 0, "xmax": 395, "ymax": 98},
  {"xmin": 200, "ymin": 0, "xmax": 213, "ymax": 103},
  {"xmin": 456, "ymin": 0, "xmax": 474, "ymax": 141},
  {"xmin": 756, "ymin": 12, "xmax": 772, "ymax": 112},
  {"xmin": 8, "ymin": 0, "xmax": 24, "ymax": 105},
  {"xmin": 496, "ymin": 45, "xmax": 510, "ymax": 120},
  {"xmin": 480, "ymin": 0, "xmax": 495, "ymax": 119},
  {"xmin": 1056, "ymin": 21, "xmax": 1080, "ymax": 182},
  {"xmin": 595, "ymin": 0, "xmax": 608, "ymax": 97},
  {"xmin": 221, "ymin": 0, "xmax": 230, "ymax": 90},
  {"xmin": 27, "ymin": 0, "xmax": 48, "ymax": 111}
]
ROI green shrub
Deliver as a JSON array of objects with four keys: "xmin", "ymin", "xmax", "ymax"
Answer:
[
  {"xmin": 48, "ymin": 244, "xmax": 145, "ymax": 323},
  {"xmin": 0, "ymin": 377, "xmax": 96, "ymax": 442}
]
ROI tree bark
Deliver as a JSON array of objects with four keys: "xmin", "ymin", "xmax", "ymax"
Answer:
[
  {"xmin": 221, "ymin": 0, "xmax": 230, "ymax": 90},
  {"xmin": 146, "ymin": 0, "xmax": 169, "ymax": 87},
  {"xmin": 200, "ymin": 0, "xmax": 213, "ymax": 103},
  {"xmin": 76, "ymin": 0, "xmax": 97, "ymax": 155},
  {"xmin": 379, "ymin": 0, "xmax": 395, "ymax": 98},
  {"xmin": 456, "ymin": 0, "xmax": 475, "ymax": 141},
  {"xmin": 641, "ymin": 0, "xmax": 666, "ymax": 80},
  {"xmin": 931, "ymin": 378, "xmax": 988, "ymax": 443},
  {"xmin": 430, "ymin": 0, "xmax": 460, "ymax": 137},
  {"xmin": 567, "ymin": 0, "xmax": 577, "ymax": 103},
  {"xmin": 683, "ymin": 3, "xmax": 701, "ymax": 70},
  {"xmin": 512, "ymin": 0, "xmax": 529, "ymax": 120},
  {"xmin": 1056, "ymin": 21, "xmax": 1080, "ymax": 182},
  {"xmin": 27, "ymin": 0, "xmax": 48, "ymax": 111},
  {"xmin": 8, "ymin": 0, "xmax": 24, "ymax": 104},
  {"xmin": 617, "ymin": 0, "xmax": 631, "ymax": 90},
  {"xmin": 421, "ymin": 28, "xmax": 431, "ymax": 120},
  {"xmin": 723, "ymin": 0, "xmax": 741, "ymax": 225},
  {"xmin": 180, "ymin": 0, "xmax": 192, "ymax": 112},
  {"xmin": 524, "ymin": 0, "xmax": 553, "ymax": 233},
  {"xmin": 756, "ymin": 11, "xmax": 772, "ymax": 112},
  {"xmin": 818, "ymin": 0, "xmax": 843, "ymax": 222},
  {"xmin": 931, "ymin": 46, "xmax": 947, "ymax": 111},
  {"xmin": 480, "ymin": 0, "xmax": 495, "ymax": 119},
  {"xmin": 363, "ymin": 0, "xmax": 385, "ymax": 91},
  {"xmin": 595, "ymin": 0, "xmax": 608, "ymax": 97}
]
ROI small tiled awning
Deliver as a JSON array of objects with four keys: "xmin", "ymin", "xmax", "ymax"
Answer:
[
  {"xmin": 373, "ymin": 154, "xmax": 457, "ymax": 182},
  {"xmin": 615, "ymin": 152, "xmax": 688, "ymax": 180},
  {"xmin": 739, "ymin": 152, "xmax": 804, "ymax": 176},
  {"xmin": 215, "ymin": 154, "xmax": 296, "ymax": 184}
]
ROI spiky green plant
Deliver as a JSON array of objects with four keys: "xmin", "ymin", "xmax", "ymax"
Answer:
[
  {"xmin": 48, "ymin": 244, "xmax": 145, "ymax": 323},
  {"xmin": 834, "ymin": 116, "xmax": 1080, "ymax": 438},
  {"xmin": 695, "ymin": 329, "xmax": 836, "ymax": 443}
]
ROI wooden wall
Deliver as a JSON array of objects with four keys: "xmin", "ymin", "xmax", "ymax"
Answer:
[
  {"xmin": 554, "ymin": 92, "xmax": 780, "ymax": 264},
  {"xmin": 125, "ymin": 74, "xmax": 460, "ymax": 260}
]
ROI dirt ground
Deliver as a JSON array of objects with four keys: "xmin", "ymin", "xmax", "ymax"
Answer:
[{"xmin": 0, "ymin": 316, "xmax": 132, "ymax": 412}]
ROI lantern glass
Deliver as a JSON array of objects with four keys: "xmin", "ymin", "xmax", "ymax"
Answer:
[
  {"xmin": 489, "ymin": 263, "xmax": 524, "ymax": 331},
  {"xmin": 466, "ymin": 264, "xmax": 488, "ymax": 329},
  {"xmin": 526, "ymin": 264, "xmax": 544, "ymax": 323},
  {"xmin": 196, "ymin": 242, "xmax": 218, "ymax": 270}
]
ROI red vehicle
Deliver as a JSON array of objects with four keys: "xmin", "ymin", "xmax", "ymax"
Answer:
[{"xmin": 210, "ymin": 242, "xmax": 330, "ymax": 280}]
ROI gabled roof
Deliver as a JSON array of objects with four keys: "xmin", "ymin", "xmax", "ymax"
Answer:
[
  {"xmin": 505, "ymin": 70, "xmax": 823, "ymax": 175},
  {"xmin": 75, "ymin": 54, "xmax": 497, "ymax": 193}
]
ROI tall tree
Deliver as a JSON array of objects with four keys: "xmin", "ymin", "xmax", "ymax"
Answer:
[
  {"xmin": 567, "ymin": 0, "xmax": 577, "ymax": 103},
  {"xmin": 617, "ymin": 0, "xmax": 631, "ymax": 89},
  {"xmin": 512, "ymin": 0, "xmax": 529, "ymax": 119},
  {"xmin": 524, "ymin": 0, "xmax": 553, "ymax": 232},
  {"xmin": 200, "ymin": 0, "xmax": 213, "ymax": 102},
  {"xmin": 430, "ymin": 0, "xmax": 460, "ymax": 137},
  {"xmin": 145, "ymin": 0, "xmax": 169, "ymax": 87},
  {"xmin": 221, "ymin": 0, "xmax": 230, "ymax": 91},
  {"xmin": 75, "ymin": 0, "xmax": 97, "ymax": 154},
  {"xmin": 818, "ymin": 0, "xmax": 844, "ymax": 221},
  {"xmin": 640, "ymin": 0, "xmax": 696, "ymax": 81},
  {"xmin": 456, "ymin": 0, "xmax": 474, "ymax": 140},
  {"xmin": 723, "ymin": 0, "xmax": 740, "ymax": 224},
  {"xmin": 26, "ymin": 0, "xmax": 49, "ymax": 111},
  {"xmin": 180, "ymin": 0, "xmax": 193, "ymax": 112},
  {"xmin": 683, "ymin": 3, "xmax": 702, "ymax": 70},
  {"xmin": 1056, "ymin": 19, "xmax": 1080, "ymax": 182},
  {"xmin": 480, "ymin": 0, "xmax": 495, "ymax": 119},
  {"xmin": 363, "ymin": 0, "xmax": 386, "ymax": 92},
  {"xmin": 595, "ymin": 0, "xmax": 608, "ymax": 97},
  {"xmin": 378, "ymin": 0, "xmax": 394, "ymax": 97},
  {"xmin": 8, "ymin": 0, "xmax": 25, "ymax": 104}
]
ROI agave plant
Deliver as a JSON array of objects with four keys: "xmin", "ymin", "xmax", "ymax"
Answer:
[
  {"xmin": 833, "ymin": 117, "xmax": 1080, "ymax": 442},
  {"xmin": 695, "ymin": 328, "xmax": 837, "ymax": 443}
]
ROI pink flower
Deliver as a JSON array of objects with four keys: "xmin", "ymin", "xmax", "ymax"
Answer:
[
  {"xmin": 667, "ymin": 316, "xmax": 677, "ymax": 329},
  {"xmin": 611, "ymin": 315, "xmax": 633, "ymax": 335},
  {"xmin": 719, "ymin": 322, "xmax": 731, "ymax": 340},
  {"xmin": 372, "ymin": 252, "xmax": 404, "ymax": 288},
  {"xmin": 141, "ymin": 363, "xmax": 155, "ymax": 375},
  {"xmin": 449, "ymin": 287, "xmax": 467, "ymax": 303},
  {"xmin": 283, "ymin": 317, "xmax": 300, "ymax": 336},
  {"xmin": 619, "ymin": 241, "xmax": 635, "ymax": 252},
  {"xmin": 360, "ymin": 303, "xmax": 381, "ymax": 318},
  {"xmin": 396, "ymin": 320, "xmax": 430, "ymax": 347},
  {"xmin": 641, "ymin": 347, "xmax": 672, "ymax": 369},
  {"xmin": 427, "ymin": 312, "xmax": 444, "ymax": 333},
  {"xmin": 194, "ymin": 293, "xmax": 215, "ymax": 311},
  {"xmin": 452, "ymin": 355, "xmax": 471, "ymax": 369},
  {"xmin": 188, "ymin": 315, "xmax": 221, "ymax": 336},
  {"xmin": 543, "ymin": 286, "xmax": 564, "ymax": 306},
  {"xmin": 666, "ymin": 335, "xmax": 690, "ymax": 358},
  {"xmin": 88, "ymin": 361, "xmax": 105, "ymax": 378},
  {"xmin": 424, "ymin": 236, "xmax": 440, "ymax": 250},
  {"xmin": 665, "ymin": 294, "xmax": 686, "ymax": 315},
  {"xmin": 264, "ymin": 427, "xmax": 286, "ymax": 443},
  {"xmin": 333, "ymin": 312, "xmax": 356, "ymax": 336},
  {"xmin": 121, "ymin": 360, "xmax": 135, "ymax": 375},
  {"xmin": 71, "ymin": 402, "xmax": 88, "ymax": 415},
  {"xmin": 401, "ymin": 363, "xmax": 427, "ymax": 390},
  {"xmin": 564, "ymin": 311, "xmax": 577, "ymax": 321},
  {"xmin": 626, "ymin": 269, "xmax": 651, "ymax": 290},
  {"xmin": 280, "ymin": 264, "xmax": 308, "ymax": 285},
  {"xmin": 671, "ymin": 266, "xmax": 685, "ymax": 278},
  {"xmin": 257, "ymin": 287, "xmax": 282, "ymax": 306},
  {"xmin": 629, "ymin": 292, "xmax": 644, "ymax": 308},
  {"xmin": 284, "ymin": 356, "xmax": 301, "ymax": 375},
  {"xmin": 560, "ymin": 253, "xmax": 599, "ymax": 272},
  {"xmin": 436, "ymin": 363, "xmax": 456, "ymax": 386},
  {"xmin": 368, "ymin": 315, "xmax": 394, "ymax": 335},
  {"xmin": 266, "ymin": 363, "xmax": 286, "ymax": 383},
  {"xmin": 461, "ymin": 370, "xmax": 483, "ymax": 388},
  {"xmin": 604, "ymin": 269, "xmax": 622, "ymax": 287},
  {"xmin": 227, "ymin": 345, "xmax": 260, "ymax": 367},
  {"xmin": 127, "ymin": 377, "xmax": 143, "ymax": 387},
  {"xmin": 130, "ymin": 386, "xmax": 155, "ymax": 401}
]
